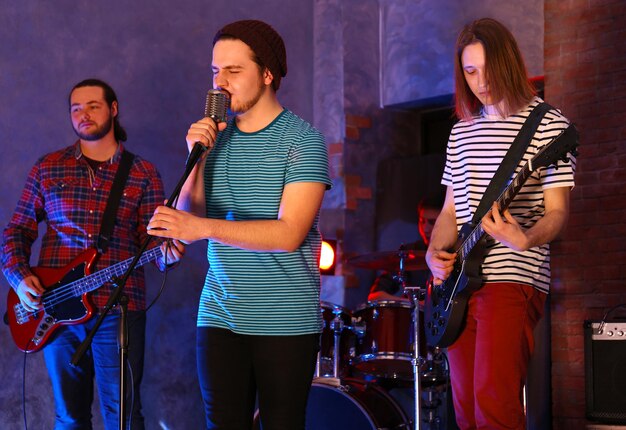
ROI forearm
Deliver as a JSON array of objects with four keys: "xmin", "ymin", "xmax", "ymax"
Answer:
[
  {"xmin": 428, "ymin": 211, "xmax": 458, "ymax": 253},
  {"xmin": 177, "ymin": 159, "xmax": 207, "ymax": 216},
  {"xmin": 2, "ymin": 262, "xmax": 34, "ymax": 291},
  {"xmin": 427, "ymin": 186, "xmax": 458, "ymax": 253},
  {"xmin": 197, "ymin": 217, "xmax": 312, "ymax": 252},
  {"xmin": 149, "ymin": 182, "xmax": 326, "ymax": 252},
  {"xmin": 2, "ymin": 229, "xmax": 36, "ymax": 290},
  {"xmin": 523, "ymin": 207, "xmax": 569, "ymax": 249},
  {"xmin": 488, "ymin": 186, "xmax": 571, "ymax": 252}
]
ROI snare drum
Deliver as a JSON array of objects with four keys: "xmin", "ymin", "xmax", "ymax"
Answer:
[
  {"xmin": 352, "ymin": 300, "xmax": 425, "ymax": 380},
  {"xmin": 317, "ymin": 302, "xmax": 355, "ymax": 378}
]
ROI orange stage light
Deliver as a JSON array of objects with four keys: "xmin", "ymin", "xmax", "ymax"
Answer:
[{"xmin": 319, "ymin": 239, "xmax": 337, "ymax": 275}]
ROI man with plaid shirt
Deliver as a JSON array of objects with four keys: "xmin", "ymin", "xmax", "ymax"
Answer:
[{"xmin": 2, "ymin": 78, "xmax": 184, "ymax": 429}]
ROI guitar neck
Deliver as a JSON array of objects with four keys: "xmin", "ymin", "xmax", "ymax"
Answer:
[
  {"xmin": 457, "ymin": 163, "xmax": 533, "ymax": 260},
  {"xmin": 71, "ymin": 247, "xmax": 163, "ymax": 297}
]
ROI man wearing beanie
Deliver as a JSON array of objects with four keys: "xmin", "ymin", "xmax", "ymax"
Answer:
[{"xmin": 148, "ymin": 19, "xmax": 331, "ymax": 429}]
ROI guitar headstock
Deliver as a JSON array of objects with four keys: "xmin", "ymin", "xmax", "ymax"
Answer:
[{"xmin": 533, "ymin": 124, "xmax": 579, "ymax": 169}]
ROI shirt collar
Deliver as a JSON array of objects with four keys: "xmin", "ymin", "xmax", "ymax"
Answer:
[{"xmin": 73, "ymin": 140, "xmax": 124, "ymax": 164}]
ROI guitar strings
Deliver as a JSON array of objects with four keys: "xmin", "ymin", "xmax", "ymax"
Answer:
[{"xmin": 19, "ymin": 247, "xmax": 163, "ymax": 319}]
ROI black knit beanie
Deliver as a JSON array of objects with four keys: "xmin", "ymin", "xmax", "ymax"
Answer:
[{"xmin": 213, "ymin": 20, "xmax": 287, "ymax": 91}]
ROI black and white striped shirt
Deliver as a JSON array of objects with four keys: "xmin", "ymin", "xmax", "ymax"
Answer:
[{"xmin": 442, "ymin": 97, "xmax": 576, "ymax": 292}]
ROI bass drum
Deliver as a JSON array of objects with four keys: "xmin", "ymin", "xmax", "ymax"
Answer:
[
  {"xmin": 307, "ymin": 379, "xmax": 409, "ymax": 429},
  {"xmin": 254, "ymin": 378, "xmax": 410, "ymax": 429}
]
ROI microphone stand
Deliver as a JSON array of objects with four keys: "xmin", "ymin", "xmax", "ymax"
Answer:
[{"xmin": 71, "ymin": 143, "xmax": 207, "ymax": 430}]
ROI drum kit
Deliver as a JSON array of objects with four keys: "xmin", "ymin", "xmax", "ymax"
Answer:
[{"xmin": 311, "ymin": 247, "xmax": 451, "ymax": 430}]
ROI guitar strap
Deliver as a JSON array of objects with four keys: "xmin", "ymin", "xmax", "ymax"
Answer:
[
  {"xmin": 97, "ymin": 150, "xmax": 135, "ymax": 254},
  {"xmin": 471, "ymin": 102, "xmax": 553, "ymax": 225}
]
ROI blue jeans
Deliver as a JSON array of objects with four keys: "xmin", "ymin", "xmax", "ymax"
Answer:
[
  {"xmin": 43, "ymin": 311, "xmax": 146, "ymax": 430},
  {"xmin": 197, "ymin": 327, "xmax": 320, "ymax": 430}
]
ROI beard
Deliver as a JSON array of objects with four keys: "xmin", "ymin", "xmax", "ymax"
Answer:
[
  {"xmin": 73, "ymin": 115, "xmax": 114, "ymax": 141},
  {"xmin": 229, "ymin": 80, "xmax": 266, "ymax": 114}
]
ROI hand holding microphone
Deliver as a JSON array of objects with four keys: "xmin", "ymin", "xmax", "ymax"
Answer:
[
  {"xmin": 186, "ymin": 89, "xmax": 230, "ymax": 157},
  {"xmin": 147, "ymin": 89, "xmax": 230, "ymax": 238}
]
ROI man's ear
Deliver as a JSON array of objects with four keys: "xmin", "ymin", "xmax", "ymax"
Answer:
[
  {"xmin": 111, "ymin": 100, "xmax": 119, "ymax": 117},
  {"xmin": 263, "ymin": 68, "xmax": 274, "ymax": 87}
]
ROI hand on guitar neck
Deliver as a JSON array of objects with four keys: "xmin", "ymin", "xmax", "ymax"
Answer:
[{"xmin": 481, "ymin": 202, "xmax": 528, "ymax": 252}]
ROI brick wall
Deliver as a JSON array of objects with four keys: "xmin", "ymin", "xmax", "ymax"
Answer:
[{"xmin": 545, "ymin": 0, "xmax": 626, "ymax": 428}]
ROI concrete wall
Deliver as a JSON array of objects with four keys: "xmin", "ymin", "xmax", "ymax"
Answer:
[{"xmin": 381, "ymin": 0, "xmax": 544, "ymax": 106}]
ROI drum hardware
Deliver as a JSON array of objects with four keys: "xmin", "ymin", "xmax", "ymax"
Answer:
[
  {"xmin": 405, "ymin": 286, "xmax": 450, "ymax": 430},
  {"xmin": 331, "ymin": 311, "xmax": 344, "ymax": 378},
  {"xmin": 405, "ymin": 286, "xmax": 425, "ymax": 430},
  {"xmin": 316, "ymin": 240, "xmax": 450, "ymax": 429},
  {"xmin": 351, "ymin": 300, "xmax": 415, "ymax": 380},
  {"xmin": 421, "ymin": 389, "xmax": 443, "ymax": 428},
  {"xmin": 317, "ymin": 302, "xmax": 355, "ymax": 379}
]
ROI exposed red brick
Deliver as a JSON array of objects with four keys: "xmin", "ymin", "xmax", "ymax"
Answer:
[
  {"xmin": 344, "ymin": 174, "xmax": 361, "ymax": 187},
  {"xmin": 345, "ymin": 114, "xmax": 371, "ymax": 129},
  {"xmin": 328, "ymin": 142, "xmax": 344, "ymax": 155},
  {"xmin": 546, "ymin": 2, "xmax": 626, "ymax": 419},
  {"xmin": 345, "ymin": 125, "xmax": 360, "ymax": 140}
]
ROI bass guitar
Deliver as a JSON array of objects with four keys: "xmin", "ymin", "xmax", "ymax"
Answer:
[
  {"xmin": 5, "ymin": 246, "xmax": 163, "ymax": 353},
  {"xmin": 424, "ymin": 124, "xmax": 578, "ymax": 348}
]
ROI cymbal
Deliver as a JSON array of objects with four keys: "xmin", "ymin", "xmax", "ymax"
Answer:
[{"xmin": 348, "ymin": 249, "xmax": 427, "ymax": 271}]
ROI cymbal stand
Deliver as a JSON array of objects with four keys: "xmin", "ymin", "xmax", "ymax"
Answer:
[
  {"xmin": 331, "ymin": 312, "xmax": 343, "ymax": 378},
  {"xmin": 405, "ymin": 285, "xmax": 425, "ymax": 430},
  {"xmin": 395, "ymin": 248, "xmax": 423, "ymax": 429}
]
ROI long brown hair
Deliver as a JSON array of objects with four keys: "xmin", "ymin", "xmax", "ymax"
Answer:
[{"xmin": 454, "ymin": 18, "xmax": 536, "ymax": 121}]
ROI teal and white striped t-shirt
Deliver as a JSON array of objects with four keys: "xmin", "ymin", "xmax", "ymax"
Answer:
[{"xmin": 199, "ymin": 109, "xmax": 331, "ymax": 335}]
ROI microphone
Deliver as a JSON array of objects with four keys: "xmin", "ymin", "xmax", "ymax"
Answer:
[
  {"xmin": 204, "ymin": 89, "xmax": 230, "ymax": 124},
  {"xmin": 187, "ymin": 89, "xmax": 230, "ymax": 166}
]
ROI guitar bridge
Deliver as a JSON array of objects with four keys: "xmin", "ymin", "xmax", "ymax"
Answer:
[{"xmin": 13, "ymin": 303, "xmax": 32, "ymax": 325}]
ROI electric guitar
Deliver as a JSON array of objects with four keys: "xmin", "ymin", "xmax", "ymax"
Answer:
[
  {"xmin": 5, "ymin": 246, "xmax": 163, "ymax": 353},
  {"xmin": 424, "ymin": 124, "xmax": 579, "ymax": 348}
]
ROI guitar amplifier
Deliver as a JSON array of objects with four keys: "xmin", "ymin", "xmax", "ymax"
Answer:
[{"xmin": 585, "ymin": 320, "xmax": 626, "ymax": 423}]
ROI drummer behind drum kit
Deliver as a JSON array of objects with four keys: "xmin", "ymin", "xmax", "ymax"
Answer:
[{"xmin": 308, "ymin": 247, "xmax": 453, "ymax": 430}]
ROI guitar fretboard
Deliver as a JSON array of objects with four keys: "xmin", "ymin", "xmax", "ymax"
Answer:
[
  {"xmin": 457, "ymin": 163, "xmax": 533, "ymax": 261},
  {"xmin": 46, "ymin": 247, "xmax": 164, "ymax": 300}
]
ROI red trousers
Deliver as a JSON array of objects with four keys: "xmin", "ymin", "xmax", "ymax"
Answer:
[{"xmin": 447, "ymin": 282, "xmax": 546, "ymax": 430}]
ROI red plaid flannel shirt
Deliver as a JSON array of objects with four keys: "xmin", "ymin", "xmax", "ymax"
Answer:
[{"xmin": 2, "ymin": 142, "xmax": 166, "ymax": 311}]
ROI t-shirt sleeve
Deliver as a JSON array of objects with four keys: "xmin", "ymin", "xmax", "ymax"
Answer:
[{"xmin": 285, "ymin": 128, "xmax": 332, "ymax": 189}]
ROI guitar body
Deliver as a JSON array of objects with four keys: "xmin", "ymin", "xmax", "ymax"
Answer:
[
  {"xmin": 6, "ymin": 248, "xmax": 99, "ymax": 353},
  {"xmin": 424, "ymin": 223, "xmax": 485, "ymax": 348}
]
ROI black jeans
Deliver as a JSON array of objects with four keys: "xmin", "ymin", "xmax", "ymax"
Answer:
[{"xmin": 196, "ymin": 327, "xmax": 320, "ymax": 430}]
